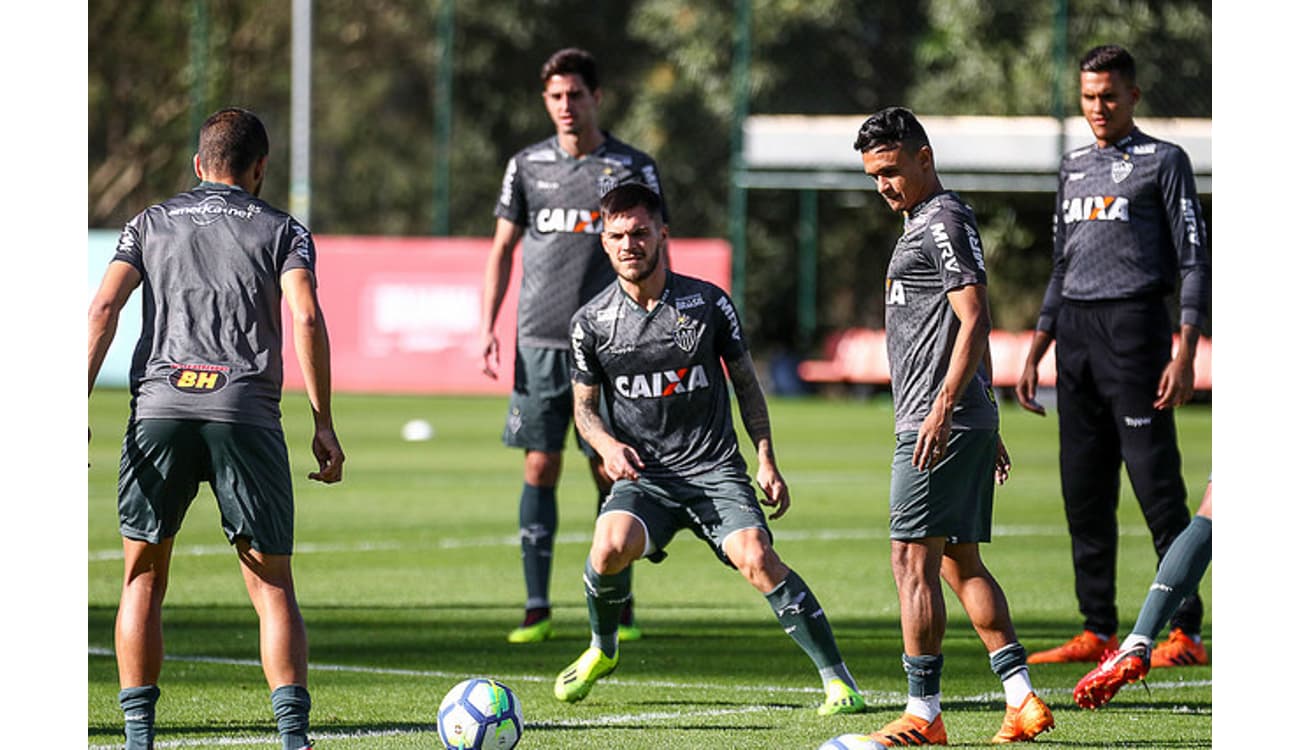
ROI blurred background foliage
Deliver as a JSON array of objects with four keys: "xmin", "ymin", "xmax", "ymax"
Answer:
[{"xmin": 89, "ymin": 0, "xmax": 1211, "ymax": 357}]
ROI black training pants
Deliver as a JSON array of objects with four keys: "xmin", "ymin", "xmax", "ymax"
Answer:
[{"xmin": 1053, "ymin": 296, "xmax": 1202, "ymax": 637}]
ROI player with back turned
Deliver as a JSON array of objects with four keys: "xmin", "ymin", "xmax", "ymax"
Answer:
[
  {"xmin": 479, "ymin": 47, "xmax": 667, "ymax": 644},
  {"xmin": 87, "ymin": 107, "xmax": 343, "ymax": 750}
]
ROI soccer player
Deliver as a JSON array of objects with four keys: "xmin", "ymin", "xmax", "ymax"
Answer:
[
  {"xmin": 839, "ymin": 107, "xmax": 1054, "ymax": 746},
  {"xmin": 1015, "ymin": 44, "xmax": 1211, "ymax": 667},
  {"xmin": 479, "ymin": 47, "xmax": 667, "ymax": 644},
  {"xmin": 87, "ymin": 108, "xmax": 343, "ymax": 750},
  {"xmin": 553, "ymin": 182, "xmax": 866, "ymax": 717},
  {"xmin": 1074, "ymin": 478, "xmax": 1212, "ymax": 709}
]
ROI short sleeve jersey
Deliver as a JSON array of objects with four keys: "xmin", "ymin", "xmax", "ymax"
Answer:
[
  {"xmin": 571, "ymin": 272, "xmax": 747, "ymax": 479},
  {"xmin": 1037, "ymin": 128, "xmax": 1211, "ymax": 335},
  {"xmin": 496, "ymin": 133, "xmax": 667, "ymax": 349},
  {"xmin": 111, "ymin": 181, "xmax": 315, "ymax": 430},
  {"xmin": 884, "ymin": 191, "xmax": 998, "ymax": 433}
]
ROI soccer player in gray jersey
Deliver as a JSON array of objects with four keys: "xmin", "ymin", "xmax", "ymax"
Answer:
[
  {"xmin": 1016, "ymin": 45, "xmax": 1211, "ymax": 668},
  {"xmin": 555, "ymin": 183, "xmax": 867, "ymax": 717},
  {"xmin": 833, "ymin": 107, "xmax": 1053, "ymax": 748},
  {"xmin": 479, "ymin": 48, "xmax": 667, "ymax": 644},
  {"xmin": 88, "ymin": 108, "xmax": 343, "ymax": 750}
]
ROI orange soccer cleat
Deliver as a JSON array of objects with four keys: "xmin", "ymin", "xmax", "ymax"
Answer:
[
  {"xmin": 1027, "ymin": 631, "xmax": 1117, "ymax": 664},
  {"xmin": 1073, "ymin": 644, "xmax": 1151, "ymax": 710},
  {"xmin": 992, "ymin": 692, "xmax": 1055, "ymax": 743},
  {"xmin": 1150, "ymin": 628, "xmax": 1208, "ymax": 667},
  {"xmin": 864, "ymin": 712, "xmax": 948, "ymax": 746}
]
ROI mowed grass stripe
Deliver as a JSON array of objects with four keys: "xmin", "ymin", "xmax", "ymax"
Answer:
[{"xmin": 87, "ymin": 524, "xmax": 1159, "ymax": 562}]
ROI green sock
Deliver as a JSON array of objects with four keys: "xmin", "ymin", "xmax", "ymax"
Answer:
[
  {"xmin": 1134, "ymin": 515, "xmax": 1212, "ymax": 640},
  {"xmin": 271, "ymin": 684, "xmax": 311, "ymax": 750},
  {"xmin": 119, "ymin": 685, "xmax": 159, "ymax": 750},
  {"xmin": 903, "ymin": 653, "xmax": 943, "ymax": 697},
  {"xmin": 584, "ymin": 558, "xmax": 629, "ymax": 657},
  {"xmin": 519, "ymin": 483, "xmax": 557, "ymax": 610},
  {"xmin": 765, "ymin": 570, "xmax": 844, "ymax": 671}
]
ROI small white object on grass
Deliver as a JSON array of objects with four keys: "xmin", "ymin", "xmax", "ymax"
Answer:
[{"xmin": 401, "ymin": 419, "xmax": 435, "ymax": 441}]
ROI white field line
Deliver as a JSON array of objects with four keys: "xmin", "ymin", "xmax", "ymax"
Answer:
[
  {"xmin": 88, "ymin": 524, "xmax": 1140, "ymax": 562},
  {"xmin": 87, "ymin": 646, "xmax": 1210, "ymax": 749}
]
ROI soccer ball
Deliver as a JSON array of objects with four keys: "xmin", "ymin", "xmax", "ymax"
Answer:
[
  {"xmin": 436, "ymin": 678, "xmax": 524, "ymax": 750},
  {"xmin": 819, "ymin": 735, "xmax": 882, "ymax": 750}
]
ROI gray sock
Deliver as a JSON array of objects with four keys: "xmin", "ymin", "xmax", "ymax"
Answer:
[
  {"xmin": 271, "ymin": 684, "xmax": 311, "ymax": 750},
  {"xmin": 119, "ymin": 685, "xmax": 160, "ymax": 750}
]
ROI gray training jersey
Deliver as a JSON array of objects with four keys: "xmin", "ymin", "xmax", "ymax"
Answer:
[
  {"xmin": 496, "ymin": 132, "xmax": 666, "ymax": 349},
  {"xmin": 884, "ymin": 191, "xmax": 999, "ymax": 433},
  {"xmin": 111, "ymin": 181, "xmax": 315, "ymax": 430},
  {"xmin": 1038, "ymin": 128, "xmax": 1211, "ymax": 335},
  {"xmin": 571, "ymin": 272, "xmax": 747, "ymax": 479}
]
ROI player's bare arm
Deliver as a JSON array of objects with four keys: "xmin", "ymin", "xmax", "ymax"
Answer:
[
  {"xmin": 283, "ymin": 267, "xmax": 344, "ymax": 484},
  {"xmin": 87, "ymin": 260, "xmax": 142, "ymax": 396},
  {"xmin": 1154, "ymin": 323, "xmax": 1200, "ymax": 410},
  {"xmin": 1015, "ymin": 330, "xmax": 1053, "ymax": 416},
  {"xmin": 479, "ymin": 218, "xmax": 525, "ymax": 379},
  {"xmin": 725, "ymin": 350, "xmax": 790, "ymax": 520},
  {"xmin": 916, "ymin": 283, "xmax": 991, "ymax": 470},
  {"xmin": 573, "ymin": 380, "xmax": 643, "ymax": 481}
]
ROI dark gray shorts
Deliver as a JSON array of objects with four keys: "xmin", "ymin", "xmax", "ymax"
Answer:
[
  {"xmin": 889, "ymin": 429, "xmax": 996, "ymax": 543},
  {"xmin": 503, "ymin": 345, "xmax": 597, "ymax": 456},
  {"xmin": 600, "ymin": 463, "xmax": 771, "ymax": 568},
  {"xmin": 118, "ymin": 418, "xmax": 295, "ymax": 554}
]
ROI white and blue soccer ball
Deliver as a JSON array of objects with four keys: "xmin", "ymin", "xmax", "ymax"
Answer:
[
  {"xmin": 436, "ymin": 678, "xmax": 524, "ymax": 750},
  {"xmin": 820, "ymin": 735, "xmax": 884, "ymax": 750}
]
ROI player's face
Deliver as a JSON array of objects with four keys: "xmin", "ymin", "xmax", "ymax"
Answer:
[
  {"xmin": 861, "ymin": 143, "xmax": 932, "ymax": 213},
  {"xmin": 543, "ymin": 74, "xmax": 600, "ymax": 137},
  {"xmin": 1080, "ymin": 70, "xmax": 1139, "ymax": 146},
  {"xmin": 601, "ymin": 206, "xmax": 666, "ymax": 284}
]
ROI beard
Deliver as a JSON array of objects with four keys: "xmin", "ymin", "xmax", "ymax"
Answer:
[{"xmin": 620, "ymin": 242, "xmax": 662, "ymax": 283}]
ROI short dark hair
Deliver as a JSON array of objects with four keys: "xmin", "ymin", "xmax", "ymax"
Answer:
[
  {"xmin": 198, "ymin": 108, "xmax": 269, "ymax": 177},
  {"xmin": 853, "ymin": 106, "xmax": 930, "ymax": 153},
  {"xmin": 600, "ymin": 182, "xmax": 663, "ymax": 223},
  {"xmin": 541, "ymin": 47, "xmax": 599, "ymax": 91},
  {"xmin": 1080, "ymin": 44, "xmax": 1137, "ymax": 85}
]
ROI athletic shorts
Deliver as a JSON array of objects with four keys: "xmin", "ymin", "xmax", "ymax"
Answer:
[
  {"xmin": 118, "ymin": 418, "xmax": 296, "ymax": 554},
  {"xmin": 503, "ymin": 344, "xmax": 596, "ymax": 456},
  {"xmin": 889, "ymin": 429, "xmax": 996, "ymax": 543},
  {"xmin": 599, "ymin": 463, "xmax": 771, "ymax": 568}
]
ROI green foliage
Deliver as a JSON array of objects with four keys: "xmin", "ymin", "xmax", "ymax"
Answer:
[
  {"xmin": 88, "ymin": 0, "xmax": 1212, "ymax": 352},
  {"xmin": 88, "ymin": 390, "xmax": 1212, "ymax": 748}
]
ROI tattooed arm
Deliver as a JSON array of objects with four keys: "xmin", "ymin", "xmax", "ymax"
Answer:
[
  {"xmin": 724, "ymin": 351, "xmax": 790, "ymax": 519},
  {"xmin": 574, "ymin": 381, "xmax": 644, "ymax": 481}
]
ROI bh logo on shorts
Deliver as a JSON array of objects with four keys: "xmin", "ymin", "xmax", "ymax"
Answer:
[{"xmin": 168, "ymin": 363, "xmax": 230, "ymax": 394}]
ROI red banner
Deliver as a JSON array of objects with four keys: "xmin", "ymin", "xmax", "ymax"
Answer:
[{"xmin": 284, "ymin": 236, "xmax": 732, "ymax": 394}]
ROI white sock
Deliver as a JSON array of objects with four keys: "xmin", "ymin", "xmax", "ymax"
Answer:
[
  {"xmin": 1120, "ymin": 633, "xmax": 1153, "ymax": 652},
  {"xmin": 905, "ymin": 694, "xmax": 941, "ymax": 722},
  {"xmin": 1002, "ymin": 668, "xmax": 1033, "ymax": 707}
]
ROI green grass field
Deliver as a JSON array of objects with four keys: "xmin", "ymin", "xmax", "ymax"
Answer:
[{"xmin": 88, "ymin": 390, "xmax": 1211, "ymax": 749}]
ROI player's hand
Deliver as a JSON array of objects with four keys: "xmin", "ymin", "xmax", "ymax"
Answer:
[
  {"xmin": 309, "ymin": 427, "xmax": 345, "ymax": 483},
  {"xmin": 756, "ymin": 461, "xmax": 790, "ymax": 520},
  {"xmin": 1015, "ymin": 363, "xmax": 1046, "ymax": 416},
  {"xmin": 1154, "ymin": 356, "xmax": 1195, "ymax": 410},
  {"xmin": 603, "ymin": 443, "xmax": 645, "ymax": 482},
  {"xmin": 994, "ymin": 434, "xmax": 1011, "ymax": 485},
  {"xmin": 913, "ymin": 407, "xmax": 952, "ymax": 471},
  {"xmin": 480, "ymin": 331, "xmax": 500, "ymax": 379}
]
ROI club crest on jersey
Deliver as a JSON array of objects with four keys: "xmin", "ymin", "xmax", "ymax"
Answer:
[
  {"xmin": 615, "ymin": 365, "xmax": 709, "ymax": 399},
  {"xmin": 1111, "ymin": 158, "xmax": 1134, "ymax": 184},
  {"xmin": 673, "ymin": 314, "xmax": 703, "ymax": 352},
  {"xmin": 168, "ymin": 363, "xmax": 230, "ymax": 394},
  {"xmin": 598, "ymin": 167, "xmax": 618, "ymax": 197}
]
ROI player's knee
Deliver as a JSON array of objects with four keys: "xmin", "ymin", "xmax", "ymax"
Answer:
[{"xmin": 523, "ymin": 450, "xmax": 562, "ymax": 486}]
